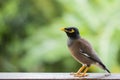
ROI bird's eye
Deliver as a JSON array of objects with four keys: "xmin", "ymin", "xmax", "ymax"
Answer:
[{"xmin": 66, "ymin": 29, "xmax": 75, "ymax": 33}]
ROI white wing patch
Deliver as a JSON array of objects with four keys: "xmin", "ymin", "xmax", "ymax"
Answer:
[{"xmin": 80, "ymin": 49, "xmax": 90, "ymax": 57}]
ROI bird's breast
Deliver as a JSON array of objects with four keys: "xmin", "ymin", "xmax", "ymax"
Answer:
[{"xmin": 68, "ymin": 41, "xmax": 83, "ymax": 62}]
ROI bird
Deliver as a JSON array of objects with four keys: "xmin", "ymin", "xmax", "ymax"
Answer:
[{"xmin": 60, "ymin": 27, "xmax": 110, "ymax": 77}]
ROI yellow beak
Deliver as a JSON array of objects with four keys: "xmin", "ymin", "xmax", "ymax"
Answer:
[{"xmin": 60, "ymin": 27, "xmax": 65, "ymax": 31}]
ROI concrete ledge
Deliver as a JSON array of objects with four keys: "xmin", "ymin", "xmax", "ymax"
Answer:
[{"xmin": 0, "ymin": 73, "xmax": 119, "ymax": 80}]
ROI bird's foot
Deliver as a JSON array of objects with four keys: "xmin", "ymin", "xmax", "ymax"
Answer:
[
  {"xmin": 70, "ymin": 72, "xmax": 88, "ymax": 77},
  {"xmin": 79, "ymin": 73, "xmax": 88, "ymax": 77},
  {"xmin": 105, "ymin": 73, "xmax": 111, "ymax": 76}
]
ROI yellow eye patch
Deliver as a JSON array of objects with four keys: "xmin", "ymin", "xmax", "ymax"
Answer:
[{"xmin": 65, "ymin": 29, "xmax": 75, "ymax": 33}]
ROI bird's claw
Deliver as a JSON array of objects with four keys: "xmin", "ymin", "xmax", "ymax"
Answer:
[
  {"xmin": 74, "ymin": 73, "xmax": 88, "ymax": 77},
  {"xmin": 70, "ymin": 72, "xmax": 88, "ymax": 77}
]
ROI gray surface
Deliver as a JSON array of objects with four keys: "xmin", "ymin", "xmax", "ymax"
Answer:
[{"xmin": 0, "ymin": 73, "xmax": 119, "ymax": 80}]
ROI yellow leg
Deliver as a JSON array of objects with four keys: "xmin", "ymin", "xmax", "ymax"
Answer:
[
  {"xmin": 71, "ymin": 65, "xmax": 86, "ymax": 77},
  {"xmin": 77, "ymin": 65, "xmax": 86, "ymax": 74},
  {"xmin": 81, "ymin": 67, "xmax": 89, "ymax": 77}
]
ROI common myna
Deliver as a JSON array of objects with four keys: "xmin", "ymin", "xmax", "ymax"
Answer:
[{"xmin": 60, "ymin": 27, "xmax": 110, "ymax": 77}]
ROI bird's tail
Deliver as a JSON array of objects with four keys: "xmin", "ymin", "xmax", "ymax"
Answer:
[{"xmin": 98, "ymin": 62, "xmax": 111, "ymax": 73}]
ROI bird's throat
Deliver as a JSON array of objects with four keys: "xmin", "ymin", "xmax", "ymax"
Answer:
[{"xmin": 68, "ymin": 35, "xmax": 80, "ymax": 40}]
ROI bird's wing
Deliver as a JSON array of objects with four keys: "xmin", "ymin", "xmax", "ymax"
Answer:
[{"xmin": 78, "ymin": 38, "xmax": 102, "ymax": 63}]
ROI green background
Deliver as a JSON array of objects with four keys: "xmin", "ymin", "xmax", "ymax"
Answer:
[{"xmin": 0, "ymin": 0, "xmax": 120, "ymax": 73}]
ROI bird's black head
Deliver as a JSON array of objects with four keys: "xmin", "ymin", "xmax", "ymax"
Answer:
[{"xmin": 61, "ymin": 27, "xmax": 80, "ymax": 39}]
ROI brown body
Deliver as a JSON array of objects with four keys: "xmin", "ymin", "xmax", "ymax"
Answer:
[{"xmin": 68, "ymin": 38, "xmax": 102, "ymax": 66}]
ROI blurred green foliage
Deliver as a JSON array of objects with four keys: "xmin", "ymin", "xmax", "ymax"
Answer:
[{"xmin": 0, "ymin": 0, "xmax": 120, "ymax": 72}]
